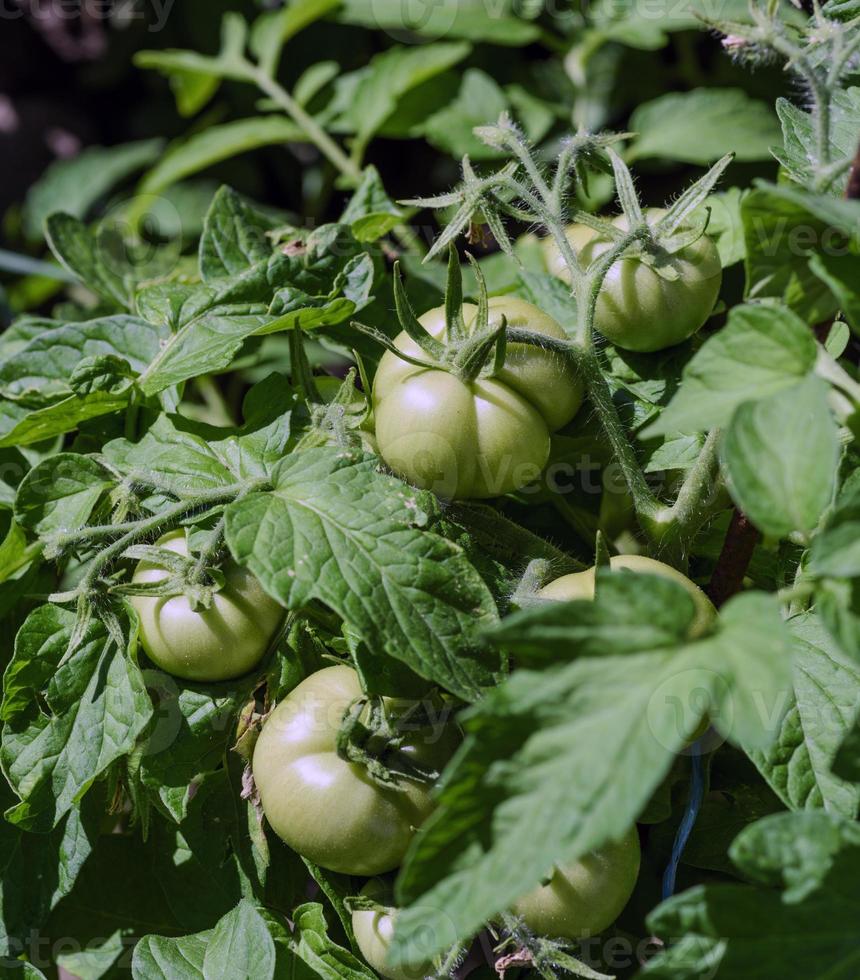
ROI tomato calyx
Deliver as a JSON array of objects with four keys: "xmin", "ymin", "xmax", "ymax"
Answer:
[
  {"xmin": 112, "ymin": 539, "xmax": 226, "ymax": 611},
  {"xmin": 336, "ymin": 695, "xmax": 443, "ymax": 788},
  {"xmin": 354, "ymin": 245, "xmax": 512, "ymax": 385},
  {"xmin": 344, "ymin": 893, "xmax": 388, "ymax": 915},
  {"xmin": 496, "ymin": 913, "xmax": 606, "ymax": 980}
]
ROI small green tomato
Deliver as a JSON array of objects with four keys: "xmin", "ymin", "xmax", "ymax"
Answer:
[
  {"xmin": 512, "ymin": 826, "xmax": 641, "ymax": 940},
  {"xmin": 539, "ymin": 553, "xmax": 716, "ymax": 639},
  {"xmin": 130, "ymin": 530, "xmax": 283, "ymax": 683},
  {"xmin": 352, "ymin": 881, "xmax": 434, "ymax": 980},
  {"xmin": 542, "ymin": 208, "xmax": 722, "ymax": 353}
]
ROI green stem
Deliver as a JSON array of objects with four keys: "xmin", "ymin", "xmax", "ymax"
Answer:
[
  {"xmin": 816, "ymin": 345, "xmax": 860, "ymax": 403},
  {"xmin": 52, "ymin": 481, "xmax": 262, "ymax": 599},
  {"xmin": 579, "ymin": 348, "xmax": 662, "ymax": 532},
  {"xmin": 648, "ymin": 430, "xmax": 722, "ymax": 564},
  {"xmin": 251, "ymin": 68, "xmax": 362, "ymax": 183},
  {"xmin": 250, "ymin": 66, "xmax": 421, "ymax": 255}
]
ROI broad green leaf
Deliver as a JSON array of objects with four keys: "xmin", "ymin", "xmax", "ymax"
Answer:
[
  {"xmin": 202, "ymin": 901, "xmax": 276, "ymax": 980},
  {"xmin": 0, "ymin": 519, "xmax": 39, "ymax": 584},
  {"xmin": 833, "ymin": 715, "xmax": 860, "ymax": 783},
  {"xmin": 292, "ymin": 903, "xmax": 376, "ymax": 979},
  {"xmin": 773, "ymin": 87, "xmax": 860, "ymax": 191},
  {"xmin": 628, "ymin": 90, "xmax": 780, "ymax": 163},
  {"xmin": 742, "ymin": 183, "xmax": 860, "ymax": 321},
  {"xmin": 137, "ymin": 224, "xmax": 373, "ymax": 394},
  {"xmin": 45, "ymin": 214, "xmax": 133, "ymax": 308},
  {"xmin": 104, "ymin": 387, "xmax": 295, "ymax": 492},
  {"xmin": 250, "ymin": 0, "xmax": 340, "ymax": 77},
  {"xmin": 0, "ymin": 390, "xmax": 132, "ymax": 449},
  {"xmin": 644, "ymin": 304, "xmax": 818, "ymax": 437},
  {"xmin": 0, "ymin": 313, "xmax": 168, "ymax": 404},
  {"xmin": 14, "ymin": 453, "xmax": 114, "ymax": 538},
  {"xmin": 0, "ymin": 316, "xmax": 58, "ymax": 360},
  {"xmin": 421, "ymin": 69, "xmax": 508, "ymax": 160},
  {"xmin": 706, "ymin": 188, "xmax": 747, "ymax": 267},
  {"xmin": 589, "ymin": 0, "xmax": 758, "ymax": 49},
  {"xmin": 199, "ymin": 186, "xmax": 286, "ymax": 281},
  {"xmin": 336, "ymin": 43, "xmax": 471, "ymax": 147},
  {"xmin": 224, "ymin": 448, "xmax": 498, "ymax": 700},
  {"xmin": 133, "ymin": 931, "xmax": 210, "ymax": 980},
  {"xmin": 136, "ymin": 117, "xmax": 305, "ymax": 204},
  {"xmin": 809, "ymin": 251, "xmax": 860, "ymax": 333},
  {"xmin": 1, "ymin": 605, "xmax": 153, "ymax": 830},
  {"xmin": 47, "ymin": 778, "xmax": 252, "ymax": 977},
  {"xmin": 0, "ymin": 783, "xmax": 103, "ymax": 960},
  {"xmin": 722, "ymin": 376, "xmax": 840, "ymax": 538},
  {"xmin": 341, "ymin": 167, "xmax": 401, "ymax": 243},
  {"xmin": 137, "ymin": 671, "xmax": 259, "ymax": 823},
  {"xmin": 811, "ymin": 470, "xmax": 860, "ymax": 578},
  {"xmin": 336, "ymin": 0, "xmax": 539, "ymax": 44},
  {"xmin": 747, "ymin": 614, "xmax": 860, "ymax": 818},
  {"xmin": 642, "ymin": 812, "xmax": 860, "ymax": 978},
  {"xmin": 23, "ymin": 139, "xmax": 164, "ymax": 241},
  {"xmin": 389, "ymin": 582, "xmax": 792, "ymax": 966}
]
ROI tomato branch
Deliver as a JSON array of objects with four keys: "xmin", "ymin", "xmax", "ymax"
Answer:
[{"xmin": 706, "ymin": 509, "xmax": 761, "ymax": 608}]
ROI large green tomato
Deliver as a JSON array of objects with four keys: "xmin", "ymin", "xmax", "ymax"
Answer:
[
  {"xmin": 538, "ymin": 554, "xmax": 716, "ymax": 639},
  {"xmin": 130, "ymin": 530, "xmax": 283, "ymax": 682},
  {"xmin": 512, "ymin": 826, "xmax": 641, "ymax": 939},
  {"xmin": 543, "ymin": 209, "xmax": 722, "ymax": 352},
  {"xmin": 253, "ymin": 666, "xmax": 459, "ymax": 875},
  {"xmin": 373, "ymin": 297, "xmax": 583, "ymax": 499},
  {"xmin": 352, "ymin": 881, "xmax": 434, "ymax": 980}
]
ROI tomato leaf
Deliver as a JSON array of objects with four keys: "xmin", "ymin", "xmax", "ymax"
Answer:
[
  {"xmin": 642, "ymin": 812, "xmax": 860, "ymax": 978},
  {"xmin": 224, "ymin": 447, "xmax": 499, "ymax": 701},
  {"xmin": 721, "ymin": 376, "xmax": 840, "ymax": 539},
  {"xmin": 644, "ymin": 304, "xmax": 818, "ymax": 437},
  {"xmin": 1, "ymin": 605, "xmax": 153, "ymax": 831},
  {"xmin": 389, "ymin": 582, "xmax": 792, "ymax": 966},
  {"xmin": 747, "ymin": 614, "xmax": 860, "ymax": 818}
]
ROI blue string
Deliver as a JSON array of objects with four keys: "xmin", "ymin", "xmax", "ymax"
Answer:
[{"xmin": 661, "ymin": 742, "xmax": 706, "ymax": 901}]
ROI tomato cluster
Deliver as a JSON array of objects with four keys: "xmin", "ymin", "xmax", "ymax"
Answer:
[{"xmin": 373, "ymin": 297, "xmax": 583, "ymax": 499}]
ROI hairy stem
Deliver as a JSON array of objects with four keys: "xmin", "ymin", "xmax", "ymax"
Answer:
[{"xmin": 251, "ymin": 68, "xmax": 362, "ymax": 183}]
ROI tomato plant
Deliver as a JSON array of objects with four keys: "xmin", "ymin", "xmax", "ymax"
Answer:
[
  {"xmin": 2, "ymin": 3, "xmax": 860, "ymax": 979},
  {"xmin": 130, "ymin": 530, "xmax": 284, "ymax": 682}
]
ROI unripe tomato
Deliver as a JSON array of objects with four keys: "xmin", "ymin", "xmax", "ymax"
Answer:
[
  {"xmin": 542, "ymin": 209, "xmax": 722, "ymax": 352},
  {"xmin": 352, "ymin": 881, "xmax": 434, "ymax": 980},
  {"xmin": 538, "ymin": 554, "xmax": 715, "ymax": 639},
  {"xmin": 373, "ymin": 297, "xmax": 583, "ymax": 499},
  {"xmin": 130, "ymin": 530, "xmax": 283, "ymax": 682},
  {"xmin": 512, "ymin": 826, "xmax": 641, "ymax": 939},
  {"xmin": 253, "ymin": 666, "xmax": 459, "ymax": 875}
]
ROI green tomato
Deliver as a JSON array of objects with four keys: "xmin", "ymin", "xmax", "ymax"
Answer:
[
  {"xmin": 538, "ymin": 553, "xmax": 715, "ymax": 639},
  {"xmin": 543, "ymin": 209, "xmax": 722, "ymax": 353},
  {"xmin": 373, "ymin": 297, "xmax": 583, "ymax": 499},
  {"xmin": 253, "ymin": 666, "xmax": 459, "ymax": 875},
  {"xmin": 512, "ymin": 826, "xmax": 641, "ymax": 940},
  {"xmin": 352, "ymin": 881, "xmax": 434, "ymax": 980},
  {"xmin": 130, "ymin": 530, "xmax": 283, "ymax": 682}
]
